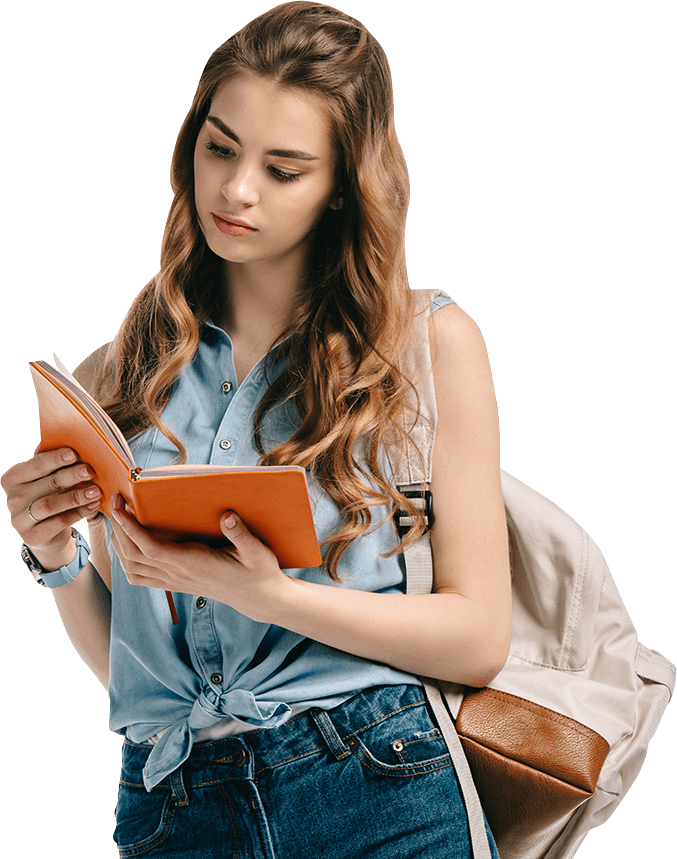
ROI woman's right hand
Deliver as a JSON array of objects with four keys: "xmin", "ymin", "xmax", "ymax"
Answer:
[{"xmin": 1, "ymin": 447, "xmax": 102, "ymax": 570}]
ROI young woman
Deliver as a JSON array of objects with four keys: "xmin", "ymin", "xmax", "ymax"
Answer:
[{"xmin": 2, "ymin": 3, "xmax": 511, "ymax": 856}]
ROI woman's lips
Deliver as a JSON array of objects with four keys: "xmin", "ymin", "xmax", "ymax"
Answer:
[{"xmin": 212, "ymin": 213, "xmax": 257, "ymax": 237}]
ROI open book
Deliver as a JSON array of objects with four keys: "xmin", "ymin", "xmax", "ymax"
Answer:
[{"xmin": 30, "ymin": 358, "xmax": 322, "ymax": 572}]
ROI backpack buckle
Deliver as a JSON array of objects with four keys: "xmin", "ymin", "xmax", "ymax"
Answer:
[{"xmin": 394, "ymin": 489, "xmax": 434, "ymax": 537}]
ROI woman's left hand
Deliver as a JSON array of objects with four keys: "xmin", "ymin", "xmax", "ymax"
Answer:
[{"xmin": 109, "ymin": 493, "xmax": 287, "ymax": 620}]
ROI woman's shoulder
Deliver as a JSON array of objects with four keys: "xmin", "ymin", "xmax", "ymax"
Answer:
[
  {"xmin": 407, "ymin": 288, "xmax": 485, "ymax": 359},
  {"xmin": 411, "ymin": 288, "xmax": 456, "ymax": 317},
  {"xmin": 73, "ymin": 343, "xmax": 112, "ymax": 395},
  {"xmin": 427, "ymin": 300, "xmax": 485, "ymax": 352}
]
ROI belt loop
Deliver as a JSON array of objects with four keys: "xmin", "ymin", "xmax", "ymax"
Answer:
[
  {"xmin": 169, "ymin": 765, "xmax": 190, "ymax": 807},
  {"xmin": 310, "ymin": 709, "xmax": 351, "ymax": 761}
]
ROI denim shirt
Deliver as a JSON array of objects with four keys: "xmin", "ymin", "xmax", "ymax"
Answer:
[{"xmin": 107, "ymin": 291, "xmax": 455, "ymax": 790}]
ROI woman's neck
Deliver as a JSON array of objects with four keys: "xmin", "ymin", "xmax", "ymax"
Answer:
[
  {"xmin": 218, "ymin": 253, "xmax": 305, "ymax": 384},
  {"xmin": 220, "ymin": 240, "xmax": 306, "ymax": 354},
  {"xmin": 226, "ymin": 263, "xmax": 296, "ymax": 333}
]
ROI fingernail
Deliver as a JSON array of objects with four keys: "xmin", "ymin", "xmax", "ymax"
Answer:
[
  {"xmin": 62, "ymin": 449, "xmax": 76, "ymax": 462},
  {"xmin": 223, "ymin": 514, "xmax": 236, "ymax": 529},
  {"xmin": 79, "ymin": 466, "xmax": 92, "ymax": 479},
  {"xmin": 86, "ymin": 501, "xmax": 101, "ymax": 511},
  {"xmin": 111, "ymin": 494, "xmax": 127, "ymax": 521},
  {"xmin": 85, "ymin": 487, "xmax": 101, "ymax": 499}
]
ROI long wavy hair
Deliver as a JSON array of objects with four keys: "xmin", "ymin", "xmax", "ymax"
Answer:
[{"xmin": 97, "ymin": 1, "xmax": 428, "ymax": 578}]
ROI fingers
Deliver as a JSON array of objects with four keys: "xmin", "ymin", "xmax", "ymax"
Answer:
[
  {"xmin": 110, "ymin": 527, "xmax": 166, "ymax": 584},
  {"xmin": 24, "ymin": 478, "xmax": 101, "ymax": 525},
  {"xmin": 110, "ymin": 494, "xmax": 169, "ymax": 571},
  {"xmin": 110, "ymin": 495, "xmax": 183, "ymax": 592},
  {"xmin": 221, "ymin": 511, "xmax": 248, "ymax": 540},
  {"xmin": 220, "ymin": 512, "xmax": 270, "ymax": 563},
  {"xmin": 3, "ymin": 448, "xmax": 99, "ymax": 515},
  {"xmin": 3, "ymin": 447, "xmax": 77, "ymax": 494},
  {"xmin": 1, "ymin": 447, "xmax": 102, "ymax": 551},
  {"xmin": 110, "ymin": 503, "xmax": 282, "ymax": 609}
]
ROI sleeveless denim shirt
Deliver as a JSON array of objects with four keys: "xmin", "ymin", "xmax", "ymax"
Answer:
[{"xmin": 107, "ymin": 291, "xmax": 455, "ymax": 790}]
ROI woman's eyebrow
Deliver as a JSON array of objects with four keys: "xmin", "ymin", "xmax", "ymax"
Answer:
[{"xmin": 206, "ymin": 115, "xmax": 319, "ymax": 162}]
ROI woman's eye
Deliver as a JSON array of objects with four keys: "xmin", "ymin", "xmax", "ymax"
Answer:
[
  {"xmin": 205, "ymin": 141, "xmax": 234, "ymax": 159},
  {"xmin": 269, "ymin": 166, "xmax": 301, "ymax": 183},
  {"xmin": 204, "ymin": 142, "xmax": 300, "ymax": 183}
]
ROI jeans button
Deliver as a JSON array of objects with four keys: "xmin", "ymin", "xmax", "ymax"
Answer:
[
  {"xmin": 211, "ymin": 673, "xmax": 223, "ymax": 685},
  {"xmin": 233, "ymin": 749, "xmax": 247, "ymax": 767}
]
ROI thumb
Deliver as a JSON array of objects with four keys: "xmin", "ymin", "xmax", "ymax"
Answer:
[
  {"xmin": 220, "ymin": 511, "xmax": 262, "ymax": 557},
  {"xmin": 220, "ymin": 512, "xmax": 282, "ymax": 575}
]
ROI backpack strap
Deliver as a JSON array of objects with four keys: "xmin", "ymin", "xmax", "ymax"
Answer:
[
  {"xmin": 388, "ymin": 289, "xmax": 438, "ymax": 594},
  {"xmin": 387, "ymin": 289, "xmax": 493, "ymax": 859}
]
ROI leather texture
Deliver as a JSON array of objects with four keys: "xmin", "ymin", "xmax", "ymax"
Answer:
[
  {"xmin": 391, "ymin": 289, "xmax": 675, "ymax": 859},
  {"xmin": 456, "ymin": 688, "xmax": 609, "ymax": 792},
  {"xmin": 456, "ymin": 688, "xmax": 609, "ymax": 853}
]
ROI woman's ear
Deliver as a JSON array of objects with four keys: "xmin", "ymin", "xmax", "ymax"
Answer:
[{"xmin": 329, "ymin": 194, "xmax": 343, "ymax": 211}]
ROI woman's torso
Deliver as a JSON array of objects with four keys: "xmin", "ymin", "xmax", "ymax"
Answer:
[{"xmin": 106, "ymin": 290, "xmax": 454, "ymax": 790}]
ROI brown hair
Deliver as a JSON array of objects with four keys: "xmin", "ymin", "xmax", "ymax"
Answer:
[{"xmin": 98, "ymin": 2, "xmax": 427, "ymax": 578}]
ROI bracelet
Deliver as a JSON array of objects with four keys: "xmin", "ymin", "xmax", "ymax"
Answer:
[{"xmin": 20, "ymin": 529, "xmax": 91, "ymax": 589}]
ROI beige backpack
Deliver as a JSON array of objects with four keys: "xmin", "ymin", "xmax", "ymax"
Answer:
[{"xmin": 388, "ymin": 289, "xmax": 675, "ymax": 859}]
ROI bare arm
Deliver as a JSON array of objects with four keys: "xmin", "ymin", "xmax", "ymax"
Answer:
[
  {"xmin": 109, "ymin": 306, "xmax": 512, "ymax": 688},
  {"xmin": 49, "ymin": 555, "xmax": 111, "ymax": 688},
  {"xmin": 252, "ymin": 304, "xmax": 512, "ymax": 686},
  {"xmin": 1, "ymin": 345, "xmax": 113, "ymax": 688}
]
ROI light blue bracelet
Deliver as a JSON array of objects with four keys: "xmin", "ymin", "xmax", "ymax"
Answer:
[{"xmin": 34, "ymin": 529, "xmax": 91, "ymax": 589}]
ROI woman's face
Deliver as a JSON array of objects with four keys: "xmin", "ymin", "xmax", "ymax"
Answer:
[{"xmin": 193, "ymin": 74, "xmax": 339, "ymax": 270}]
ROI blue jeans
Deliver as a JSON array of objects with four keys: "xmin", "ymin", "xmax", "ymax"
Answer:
[{"xmin": 114, "ymin": 684, "xmax": 499, "ymax": 858}]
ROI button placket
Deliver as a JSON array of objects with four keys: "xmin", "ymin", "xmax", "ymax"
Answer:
[
  {"xmin": 190, "ymin": 594, "xmax": 224, "ymax": 692},
  {"xmin": 209, "ymin": 353, "xmax": 271, "ymax": 465}
]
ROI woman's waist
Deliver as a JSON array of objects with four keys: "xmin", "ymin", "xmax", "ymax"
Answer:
[{"xmin": 120, "ymin": 683, "xmax": 429, "ymax": 788}]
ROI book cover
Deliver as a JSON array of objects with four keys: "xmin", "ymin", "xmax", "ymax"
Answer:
[{"xmin": 30, "ymin": 360, "xmax": 322, "ymax": 571}]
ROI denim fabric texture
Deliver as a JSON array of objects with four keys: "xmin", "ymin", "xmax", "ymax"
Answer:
[
  {"xmin": 107, "ymin": 293, "xmax": 457, "ymax": 791},
  {"xmin": 114, "ymin": 684, "xmax": 499, "ymax": 858}
]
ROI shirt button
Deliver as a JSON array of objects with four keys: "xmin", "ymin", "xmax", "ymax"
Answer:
[
  {"xmin": 219, "ymin": 439, "xmax": 231, "ymax": 451},
  {"xmin": 221, "ymin": 381, "xmax": 232, "ymax": 393},
  {"xmin": 195, "ymin": 596, "xmax": 206, "ymax": 609},
  {"xmin": 211, "ymin": 673, "xmax": 223, "ymax": 685}
]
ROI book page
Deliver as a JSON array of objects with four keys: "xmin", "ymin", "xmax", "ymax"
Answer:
[
  {"xmin": 143, "ymin": 463, "xmax": 305, "ymax": 478},
  {"xmin": 35, "ymin": 358, "xmax": 134, "ymax": 468},
  {"xmin": 53, "ymin": 353, "xmax": 87, "ymax": 391}
]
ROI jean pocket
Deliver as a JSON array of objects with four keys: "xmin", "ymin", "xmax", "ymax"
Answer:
[
  {"xmin": 347, "ymin": 700, "xmax": 452, "ymax": 778},
  {"xmin": 114, "ymin": 784, "xmax": 175, "ymax": 856}
]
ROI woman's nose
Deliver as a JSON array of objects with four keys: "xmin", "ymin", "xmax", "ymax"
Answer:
[{"xmin": 221, "ymin": 164, "xmax": 260, "ymax": 207}]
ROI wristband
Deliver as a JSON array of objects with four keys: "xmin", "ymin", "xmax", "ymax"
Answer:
[{"xmin": 21, "ymin": 529, "xmax": 91, "ymax": 589}]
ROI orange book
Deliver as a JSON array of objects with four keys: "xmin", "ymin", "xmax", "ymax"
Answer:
[{"xmin": 30, "ymin": 359, "xmax": 323, "ymax": 574}]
